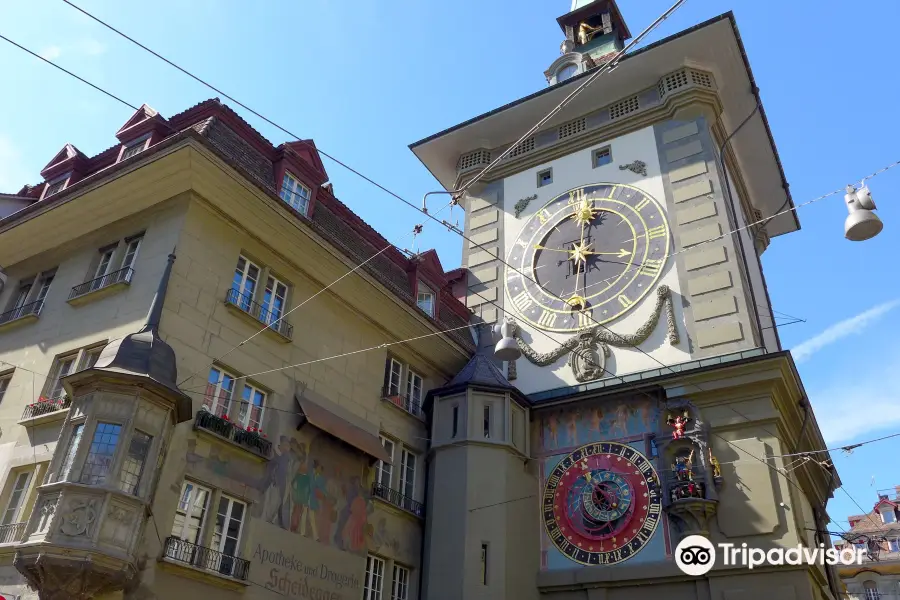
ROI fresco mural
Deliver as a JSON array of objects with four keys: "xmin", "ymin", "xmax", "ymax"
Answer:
[
  {"xmin": 184, "ymin": 400, "xmax": 423, "ymax": 565},
  {"xmin": 535, "ymin": 396, "xmax": 673, "ymax": 570},
  {"xmin": 536, "ymin": 397, "xmax": 660, "ymax": 455}
]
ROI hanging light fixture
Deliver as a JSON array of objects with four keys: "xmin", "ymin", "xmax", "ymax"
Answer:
[
  {"xmin": 493, "ymin": 318, "xmax": 522, "ymax": 361},
  {"xmin": 844, "ymin": 183, "xmax": 883, "ymax": 241}
]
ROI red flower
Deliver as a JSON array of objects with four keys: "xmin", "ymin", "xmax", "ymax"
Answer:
[{"xmin": 222, "ymin": 414, "xmax": 229, "ymax": 421}]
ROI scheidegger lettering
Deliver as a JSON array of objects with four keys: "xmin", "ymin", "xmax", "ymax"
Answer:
[{"xmin": 255, "ymin": 544, "xmax": 361, "ymax": 599}]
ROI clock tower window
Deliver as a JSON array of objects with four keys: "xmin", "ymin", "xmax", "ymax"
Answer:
[{"xmin": 537, "ymin": 168, "xmax": 553, "ymax": 188}]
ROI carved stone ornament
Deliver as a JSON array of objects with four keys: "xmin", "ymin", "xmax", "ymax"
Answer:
[
  {"xmin": 59, "ymin": 498, "xmax": 99, "ymax": 537},
  {"xmin": 14, "ymin": 553, "xmax": 137, "ymax": 600},
  {"xmin": 514, "ymin": 194, "xmax": 537, "ymax": 218},
  {"xmin": 509, "ymin": 285, "xmax": 679, "ymax": 381},
  {"xmin": 666, "ymin": 498, "xmax": 718, "ymax": 539},
  {"xmin": 619, "ymin": 160, "xmax": 648, "ymax": 176},
  {"xmin": 560, "ymin": 39, "xmax": 575, "ymax": 54}
]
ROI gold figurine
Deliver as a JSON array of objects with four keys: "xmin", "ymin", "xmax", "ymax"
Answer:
[
  {"xmin": 577, "ymin": 22, "xmax": 605, "ymax": 45},
  {"xmin": 709, "ymin": 448, "xmax": 722, "ymax": 479}
]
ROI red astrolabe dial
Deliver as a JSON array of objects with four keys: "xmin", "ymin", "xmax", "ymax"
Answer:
[{"xmin": 542, "ymin": 441, "xmax": 662, "ymax": 566}]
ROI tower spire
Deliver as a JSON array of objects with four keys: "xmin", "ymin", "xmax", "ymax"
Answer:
[{"xmin": 139, "ymin": 250, "xmax": 175, "ymax": 334}]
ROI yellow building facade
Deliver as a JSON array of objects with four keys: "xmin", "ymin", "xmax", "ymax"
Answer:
[{"xmin": 0, "ymin": 99, "xmax": 472, "ymax": 599}]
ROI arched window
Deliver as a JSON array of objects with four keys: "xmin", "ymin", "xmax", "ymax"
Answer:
[
  {"xmin": 864, "ymin": 580, "xmax": 881, "ymax": 600},
  {"xmin": 557, "ymin": 64, "xmax": 578, "ymax": 82}
]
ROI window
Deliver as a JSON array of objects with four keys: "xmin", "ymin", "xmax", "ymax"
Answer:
[
  {"xmin": 120, "ymin": 137, "xmax": 149, "ymax": 161},
  {"xmin": 452, "ymin": 405, "xmax": 459, "ymax": 438},
  {"xmin": 391, "ymin": 565, "xmax": 410, "ymax": 600},
  {"xmin": 416, "ymin": 286, "xmax": 435, "ymax": 317},
  {"xmin": 890, "ymin": 539, "xmax": 900, "ymax": 552},
  {"xmin": 481, "ymin": 543, "xmax": 488, "ymax": 585},
  {"xmin": 882, "ymin": 509, "xmax": 896, "ymax": 524},
  {"xmin": 406, "ymin": 370, "xmax": 423, "ymax": 411},
  {"xmin": 593, "ymin": 146, "xmax": 612, "ymax": 168},
  {"xmin": 47, "ymin": 355, "xmax": 76, "ymax": 400},
  {"xmin": 119, "ymin": 430, "xmax": 153, "ymax": 495},
  {"xmin": 261, "ymin": 275, "xmax": 288, "ymax": 326},
  {"xmin": 34, "ymin": 272, "xmax": 54, "ymax": 306},
  {"xmin": 279, "ymin": 172, "xmax": 311, "ymax": 215},
  {"xmin": 238, "ymin": 383, "xmax": 266, "ymax": 430},
  {"xmin": 80, "ymin": 422, "xmax": 122, "ymax": 486},
  {"xmin": 376, "ymin": 436, "xmax": 394, "ymax": 488},
  {"xmin": 44, "ymin": 175, "xmax": 69, "ymax": 198},
  {"xmin": 399, "ymin": 448, "xmax": 416, "ymax": 501},
  {"xmin": 59, "ymin": 423, "xmax": 84, "ymax": 481},
  {"xmin": 212, "ymin": 495, "xmax": 247, "ymax": 575},
  {"xmin": 11, "ymin": 283, "xmax": 31, "ymax": 313},
  {"xmin": 0, "ymin": 373, "xmax": 11, "ymax": 403},
  {"xmin": 386, "ymin": 359, "xmax": 403, "ymax": 397},
  {"xmin": 93, "ymin": 246, "xmax": 116, "ymax": 287},
  {"xmin": 864, "ymin": 581, "xmax": 880, "ymax": 600},
  {"xmin": 206, "ymin": 366, "xmax": 236, "ymax": 416},
  {"xmin": 363, "ymin": 555, "xmax": 385, "ymax": 600},
  {"xmin": 121, "ymin": 236, "xmax": 142, "ymax": 271},
  {"xmin": 172, "ymin": 481, "xmax": 211, "ymax": 544},
  {"xmin": 232, "ymin": 256, "xmax": 260, "ymax": 311},
  {"xmin": 537, "ymin": 168, "xmax": 553, "ymax": 187},
  {"xmin": 2, "ymin": 470, "xmax": 32, "ymax": 526},
  {"xmin": 557, "ymin": 64, "xmax": 577, "ymax": 82},
  {"xmin": 80, "ymin": 346, "xmax": 103, "ymax": 371},
  {"xmin": 483, "ymin": 404, "xmax": 492, "ymax": 439}
]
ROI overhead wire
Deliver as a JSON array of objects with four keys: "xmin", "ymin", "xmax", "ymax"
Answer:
[{"xmin": 4, "ymin": 4, "xmax": 894, "ymax": 578}]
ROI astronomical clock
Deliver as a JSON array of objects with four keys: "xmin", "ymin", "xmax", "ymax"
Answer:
[
  {"xmin": 503, "ymin": 183, "xmax": 678, "ymax": 381},
  {"xmin": 542, "ymin": 442, "xmax": 663, "ymax": 565}
]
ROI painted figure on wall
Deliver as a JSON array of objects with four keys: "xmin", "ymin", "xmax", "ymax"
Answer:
[
  {"xmin": 265, "ymin": 436, "xmax": 294, "ymax": 528},
  {"xmin": 609, "ymin": 403, "xmax": 631, "ymax": 438},
  {"xmin": 546, "ymin": 412, "xmax": 559, "ymax": 448},
  {"xmin": 290, "ymin": 439, "xmax": 309, "ymax": 533},
  {"xmin": 566, "ymin": 410, "xmax": 580, "ymax": 446},
  {"xmin": 538, "ymin": 397, "xmax": 663, "ymax": 453},
  {"xmin": 588, "ymin": 407, "xmax": 604, "ymax": 437}
]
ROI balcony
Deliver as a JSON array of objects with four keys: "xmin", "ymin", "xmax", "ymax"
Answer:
[
  {"xmin": 194, "ymin": 409, "xmax": 272, "ymax": 459},
  {"xmin": 68, "ymin": 267, "xmax": 133, "ymax": 305},
  {"xmin": 0, "ymin": 300, "xmax": 43, "ymax": 332},
  {"xmin": 372, "ymin": 482, "xmax": 425, "ymax": 518},
  {"xmin": 381, "ymin": 387, "xmax": 424, "ymax": 420},
  {"xmin": 162, "ymin": 536, "xmax": 250, "ymax": 582},
  {"xmin": 224, "ymin": 288, "xmax": 293, "ymax": 342},
  {"xmin": 18, "ymin": 395, "xmax": 71, "ymax": 426},
  {"xmin": 0, "ymin": 522, "xmax": 26, "ymax": 545}
]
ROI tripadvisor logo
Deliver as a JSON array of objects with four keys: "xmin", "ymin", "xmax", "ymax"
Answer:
[{"xmin": 674, "ymin": 535, "xmax": 866, "ymax": 576}]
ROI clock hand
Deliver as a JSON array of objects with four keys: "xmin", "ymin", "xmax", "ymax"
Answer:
[
  {"xmin": 583, "ymin": 249, "xmax": 631, "ymax": 258},
  {"xmin": 532, "ymin": 245, "xmax": 569, "ymax": 252}
]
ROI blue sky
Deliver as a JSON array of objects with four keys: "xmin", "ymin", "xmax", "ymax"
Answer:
[{"xmin": 1, "ymin": 0, "xmax": 898, "ymax": 532}]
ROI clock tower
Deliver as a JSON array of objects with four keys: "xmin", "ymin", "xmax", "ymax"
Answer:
[{"xmin": 413, "ymin": 4, "xmax": 840, "ymax": 600}]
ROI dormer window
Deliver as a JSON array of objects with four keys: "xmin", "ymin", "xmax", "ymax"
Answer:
[
  {"xmin": 44, "ymin": 174, "xmax": 70, "ymax": 199},
  {"xmin": 417, "ymin": 285, "xmax": 435, "ymax": 317},
  {"xmin": 120, "ymin": 135, "xmax": 151, "ymax": 162},
  {"xmin": 279, "ymin": 172, "xmax": 311, "ymax": 215},
  {"xmin": 882, "ymin": 508, "xmax": 896, "ymax": 524},
  {"xmin": 557, "ymin": 64, "xmax": 578, "ymax": 82}
]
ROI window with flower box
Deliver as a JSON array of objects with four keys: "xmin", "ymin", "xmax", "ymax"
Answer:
[
  {"xmin": 198, "ymin": 366, "xmax": 271, "ymax": 457},
  {"xmin": 22, "ymin": 342, "xmax": 106, "ymax": 422},
  {"xmin": 382, "ymin": 356, "xmax": 425, "ymax": 418}
]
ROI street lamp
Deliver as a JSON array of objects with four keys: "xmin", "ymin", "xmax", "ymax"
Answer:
[{"xmin": 844, "ymin": 183, "xmax": 883, "ymax": 241}]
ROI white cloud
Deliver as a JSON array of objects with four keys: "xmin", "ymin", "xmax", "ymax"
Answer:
[
  {"xmin": 75, "ymin": 38, "xmax": 106, "ymax": 56},
  {"xmin": 0, "ymin": 136, "xmax": 31, "ymax": 193},
  {"xmin": 39, "ymin": 45, "xmax": 62, "ymax": 60},
  {"xmin": 811, "ymin": 361, "xmax": 900, "ymax": 445},
  {"xmin": 791, "ymin": 300, "xmax": 900, "ymax": 363}
]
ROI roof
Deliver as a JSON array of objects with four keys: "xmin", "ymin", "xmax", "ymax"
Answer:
[{"xmin": 409, "ymin": 11, "xmax": 799, "ymax": 238}]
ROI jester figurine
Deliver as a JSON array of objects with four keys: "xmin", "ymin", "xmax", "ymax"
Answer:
[
  {"xmin": 666, "ymin": 411, "xmax": 691, "ymax": 440},
  {"xmin": 673, "ymin": 456, "xmax": 692, "ymax": 482}
]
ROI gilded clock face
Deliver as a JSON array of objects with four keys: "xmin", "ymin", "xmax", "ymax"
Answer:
[
  {"xmin": 505, "ymin": 184, "xmax": 670, "ymax": 332},
  {"xmin": 542, "ymin": 441, "xmax": 662, "ymax": 566}
]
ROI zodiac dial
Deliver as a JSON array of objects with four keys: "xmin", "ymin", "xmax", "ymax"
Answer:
[
  {"xmin": 542, "ymin": 441, "xmax": 663, "ymax": 566},
  {"xmin": 505, "ymin": 184, "xmax": 671, "ymax": 332}
]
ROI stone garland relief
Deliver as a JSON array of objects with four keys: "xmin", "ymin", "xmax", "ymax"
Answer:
[
  {"xmin": 514, "ymin": 194, "xmax": 537, "ymax": 218},
  {"xmin": 509, "ymin": 285, "xmax": 679, "ymax": 382},
  {"xmin": 618, "ymin": 160, "xmax": 648, "ymax": 176}
]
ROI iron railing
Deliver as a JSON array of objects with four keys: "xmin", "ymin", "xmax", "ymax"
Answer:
[
  {"xmin": 163, "ymin": 536, "xmax": 250, "ymax": 581},
  {"xmin": 224, "ymin": 288, "xmax": 293, "ymax": 340},
  {"xmin": 194, "ymin": 409, "xmax": 272, "ymax": 458},
  {"xmin": 381, "ymin": 387, "xmax": 423, "ymax": 418},
  {"xmin": 0, "ymin": 522, "xmax": 26, "ymax": 545},
  {"xmin": 69, "ymin": 267, "xmax": 134, "ymax": 299},
  {"xmin": 0, "ymin": 301, "xmax": 43, "ymax": 326},
  {"xmin": 372, "ymin": 482, "xmax": 425, "ymax": 518},
  {"xmin": 21, "ymin": 396, "xmax": 71, "ymax": 421}
]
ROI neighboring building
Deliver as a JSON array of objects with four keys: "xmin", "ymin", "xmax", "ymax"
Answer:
[
  {"xmin": 835, "ymin": 488, "xmax": 900, "ymax": 599},
  {"xmin": 411, "ymin": 1, "xmax": 843, "ymax": 599},
  {"xmin": 0, "ymin": 97, "xmax": 474, "ymax": 599}
]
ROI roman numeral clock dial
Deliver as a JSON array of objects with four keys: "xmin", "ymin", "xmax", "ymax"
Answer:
[{"xmin": 505, "ymin": 184, "xmax": 671, "ymax": 332}]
